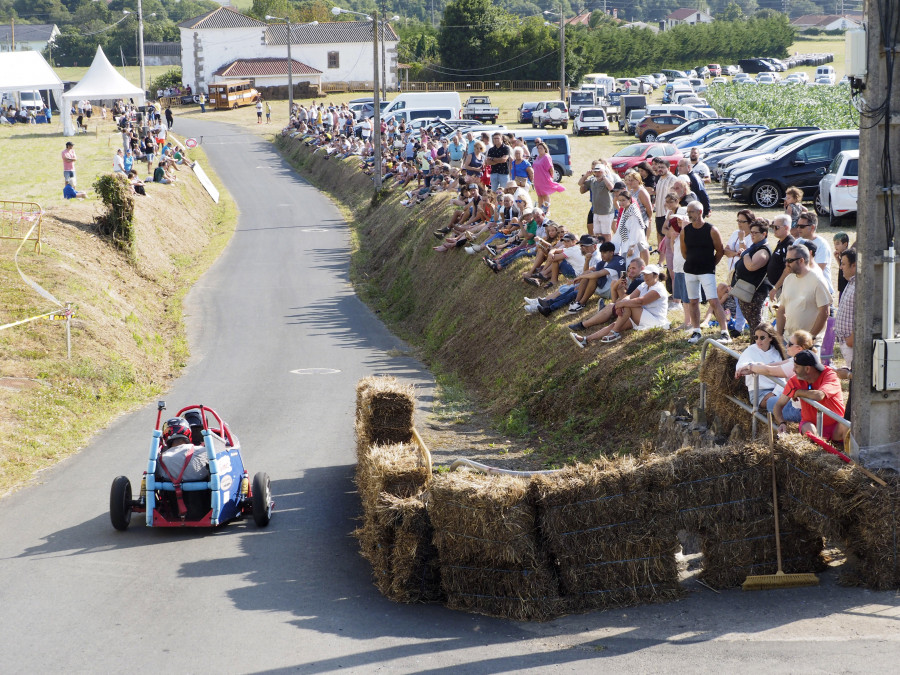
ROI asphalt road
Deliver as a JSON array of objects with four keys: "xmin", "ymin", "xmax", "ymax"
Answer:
[{"xmin": 1, "ymin": 118, "xmax": 897, "ymax": 674}]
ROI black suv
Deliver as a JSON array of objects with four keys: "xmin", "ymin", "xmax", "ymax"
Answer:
[
  {"xmin": 727, "ymin": 130, "xmax": 860, "ymax": 209},
  {"xmin": 738, "ymin": 58, "xmax": 777, "ymax": 74}
]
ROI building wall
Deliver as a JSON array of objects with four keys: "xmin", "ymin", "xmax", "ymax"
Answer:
[{"xmin": 145, "ymin": 55, "xmax": 180, "ymax": 67}]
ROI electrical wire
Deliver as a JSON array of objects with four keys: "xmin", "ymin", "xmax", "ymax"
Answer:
[
  {"xmin": 424, "ymin": 42, "xmax": 547, "ymax": 72},
  {"xmin": 422, "ymin": 48, "xmax": 559, "ymax": 77}
]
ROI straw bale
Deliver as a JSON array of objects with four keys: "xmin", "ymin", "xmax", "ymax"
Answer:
[
  {"xmin": 427, "ymin": 470, "xmax": 541, "ymax": 567},
  {"xmin": 356, "ymin": 376, "xmax": 415, "ymax": 447},
  {"xmin": 354, "ymin": 518, "xmax": 395, "ymax": 596},
  {"xmin": 441, "ymin": 559, "xmax": 567, "ymax": 622},
  {"xmin": 699, "ymin": 348, "xmax": 749, "ymax": 435},
  {"xmin": 357, "ymin": 442, "xmax": 428, "ymax": 511}
]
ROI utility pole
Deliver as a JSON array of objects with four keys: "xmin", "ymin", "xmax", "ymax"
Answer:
[
  {"xmin": 138, "ymin": 0, "xmax": 146, "ymax": 94},
  {"xmin": 373, "ymin": 8, "xmax": 382, "ymax": 190},
  {"xmin": 381, "ymin": 0, "xmax": 386, "ymax": 98},
  {"xmin": 558, "ymin": 3, "xmax": 565, "ymax": 104},
  {"xmin": 11, "ymin": 18, "xmax": 14, "ymax": 50},
  {"xmin": 853, "ymin": 3, "xmax": 900, "ymax": 469}
]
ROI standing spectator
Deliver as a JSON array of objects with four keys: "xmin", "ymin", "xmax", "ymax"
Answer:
[
  {"xmin": 447, "ymin": 133, "xmax": 465, "ymax": 169},
  {"xmin": 652, "ymin": 157, "xmax": 677, "ymax": 249},
  {"xmin": 833, "ymin": 231, "xmax": 852, "ymax": 297},
  {"xmin": 796, "ymin": 211, "xmax": 834, "ymax": 295},
  {"xmin": 463, "ymin": 141, "xmax": 486, "ymax": 183},
  {"xmin": 578, "ymin": 160, "xmax": 615, "ymax": 241},
  {"xmin": 265, "ymin": 101, "xmax": 272, "ymax": 124},
  {"xmin": 531, "ymin": 141, "xmax": 565, "ymax": 214},
  {"xmin": 677, "ymin": 157, "xmax": 710, "ymax": 217},
  {"xmin": 508, "ymin": 147, "xmax": 533, "ymax": 188},
  {"xmin": 732, "ymin": 220, "xmax": 772, "ymax": 333},
  {"xmin": 256, "ymin": 99, "xmax": 263, "ymax": 124},
  {"xmin": 486, "ymin": 132, "xmax": 510, "ymax": 192},
  {"xmin": 767, "ymin": 214, "xmax": 795, "ymax": 300},
  {"xmin": 776, "ymin": 245, "xmax": 831, "ymax": 343},
  {"xmin": 784, "ymin": 186, "xmax": 807, "ymax": 227},
  {"xmin": 834, "ymin": 249, "xmax": 856, "ymax": 367},
  {"xmin": 61, "ymin": 141, "xmax": 77, "ymax": 185},
  {"xmin": 774, "ymin": 350, "xmax": 847, "ymax": 442},
  {"xmin": 689, "ymin": 147, "xmax": 711, "ymax": 183},
  {"xmin": 680, "ymin": 200, "xmax": 731, "ymax": 344},
  {"xmin": 198, "ymin": 92, "xmax": 206, "ymax": 113},
  {"xmin": 165, "ymin": 105, "xmax": 174, "ymax": 129}
]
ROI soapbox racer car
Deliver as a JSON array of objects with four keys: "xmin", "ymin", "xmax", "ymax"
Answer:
[{"xmin": 109, "ymin": 401, "xmax": 273, "ymax": 530}]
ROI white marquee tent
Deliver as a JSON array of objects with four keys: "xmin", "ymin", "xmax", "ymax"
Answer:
[
  {"xmin": 0, "ymin": 51, "xmax": 64, "ymax": 116},
  {"xmin": 62, "ymin": 46, "xmax": 145, "ymax": 136}
]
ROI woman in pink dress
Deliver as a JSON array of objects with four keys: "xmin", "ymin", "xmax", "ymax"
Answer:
[{"xmin": 531, "ymin": 141, "xmax": 565, "ymax": 213}]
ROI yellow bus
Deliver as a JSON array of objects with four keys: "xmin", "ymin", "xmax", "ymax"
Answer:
[{"xmin": 208, "ymin": 80, "xmax": 260, "ymax": 110}]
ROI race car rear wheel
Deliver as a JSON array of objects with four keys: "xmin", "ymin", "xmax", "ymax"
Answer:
[
  {"xmin": 252, "ymin": 472, "xmax": 272, "ymax": 527},
  {"xmin": 110, "ymin": 476, "xmax": 133, "ymax": 531}
]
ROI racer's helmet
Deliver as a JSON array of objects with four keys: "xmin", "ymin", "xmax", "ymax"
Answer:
[{"xmin": 161, "ymin": 417, "xmax": 192, "ymax": 447}]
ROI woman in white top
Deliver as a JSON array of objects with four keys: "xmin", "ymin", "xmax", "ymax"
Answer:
[
  {"xmin": 570, "ymin": 264, "xmax": 669, "ymax": 346},
  {"xmin": 611, "ymin": 192, "xmax": 648, "ymax": 266},
  {"xmin": 734, "ymin": 323, "xmax": 786, "ymax": 406},
  {"xmin": 736, "ymin": 329, "xmax": 814, "ymax": 422}
]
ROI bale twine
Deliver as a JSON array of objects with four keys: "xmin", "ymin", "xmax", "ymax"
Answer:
[
  {"xmin": 427, "ymin": 470, "xmax": 564, "ymax": 621},
  {"xmin": 356, "ymin": 376, "xmax": 415, "ymax": 450},
  {"xmin": 376, "ymin": 493, "xmax": 443, "ymax": 603},
  {"xmin": 698, "ymin": 348, "xmax": 748, "ymax": 435},
  {"xmin": 533, "ymin": 459, "xmax": 680, "ymax": 610}
]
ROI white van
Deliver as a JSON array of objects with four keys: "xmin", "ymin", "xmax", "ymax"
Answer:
[
  {"xmin": 582, "ymin": 73, "xmax": 615, "ymax": 97},
  {"xmin": 815, "ymin": 65, "xmax": 836, "ymax": 85},
  {"xmin": 356, "ymin": 107, "xmax": 456, "ymax": 135},
  {"xmin": 18, "ymin": 90, "xmax": 45, "ymax": 111},
  {"xmin": 382, "ymin": 92, "xmax": 461, "ymax": 118}
]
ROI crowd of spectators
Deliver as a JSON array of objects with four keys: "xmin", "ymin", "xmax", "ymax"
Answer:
[{"xmin": 282, "ymin": 103, "xmax": 855, "ymax": 444}]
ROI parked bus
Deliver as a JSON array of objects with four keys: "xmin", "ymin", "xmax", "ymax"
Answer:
[{"xmin": 208, "ymin": 80, "xmax": 260, "ymax": 110}]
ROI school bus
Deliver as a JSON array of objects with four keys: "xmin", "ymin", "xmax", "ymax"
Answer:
[{"xmin": 208, "ymin": 80, "xmax": 260, "ymax": 110}]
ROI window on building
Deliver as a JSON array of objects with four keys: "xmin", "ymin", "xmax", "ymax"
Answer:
[{"xmin": 328, "ymin": 51, "xmax": 339, "ymax": 69}]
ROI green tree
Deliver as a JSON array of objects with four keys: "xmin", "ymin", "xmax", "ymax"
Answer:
[
  {"xmin": 438, "ymin": 0, "xmax": 506, "ymax": 75},
  {"xmin": 716, "ymin": 2, "xmax": 745, "ymax": 21}
]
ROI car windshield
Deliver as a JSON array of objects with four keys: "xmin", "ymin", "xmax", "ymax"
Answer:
[
  {"xmin": 614, "ymin": 144, "xmax": 650, "ymax": 158},
  {"xmin": 571, "ymin": 93, "xmax": 593, "ymax": 103}
]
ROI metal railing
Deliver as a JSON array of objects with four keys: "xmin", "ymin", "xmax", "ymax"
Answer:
[
  {"xmin": 0, "ymin": 200, "xmax": 43, "ymax": 252},
  {"xmin": 699, "ymin": 338, "xmax": 851, "ymax": 440},
  {"xmin": 449, "ymin": 458, "xmax": 562, "ymax": 477}
]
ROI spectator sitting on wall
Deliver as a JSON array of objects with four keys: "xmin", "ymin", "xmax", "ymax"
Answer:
[
  {"xmin": 774, "ymin": 349, "xmax": 847, "ymax": 442},
  {"xmin": 567, "ymin": 257, "xmax": 646, "ymax": 333},
  {"xmin": 734, "ymin": 323, "xmax": 786, "ymax": 408}
]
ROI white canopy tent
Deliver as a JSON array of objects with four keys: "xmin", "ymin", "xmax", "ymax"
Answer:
[
  {"xmin": 0, "ymin": 51, "xmax": 64, "ymax": 117},
  {"xmin": 62, "ymin": 46, "xmax": 145, "ymax": 136}
]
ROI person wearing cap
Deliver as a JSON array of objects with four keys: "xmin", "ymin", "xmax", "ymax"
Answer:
[
  {"xmin": 578, "ymin": 159, "xmax": 616, "ymax": 241},
  {"xmin": 569, "ymin": 264, "xmax": 669, "ymax": 346},
  {"xmin": 527, "ymin": 230, "xmax": 583, "ymax": 288},
  {"xmin": 484, "ymin": 209, "xmax": 544, "ymax": 271},
  {"xmin": 62, "ymin": 141, "xmax": 77, "ymax": 185},
  {"xmin": 773, "ymin": 349, "xmax": 846, "ymax": 441},
  {"xmin": 524, "ymin": 233, "xmax": 596, "ymax": 313},
  {"xmin": 775, "ymin": 244, "xmax": 831, "ymax": 344}
]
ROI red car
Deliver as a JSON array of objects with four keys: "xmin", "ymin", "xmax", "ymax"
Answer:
[
  {"xmin": 708, "ymin": 63, "xmax": 722, "ymax": 77},
  {"xmin": 609, "ymin": 143, "xmax": 683, "ymax": 176}
]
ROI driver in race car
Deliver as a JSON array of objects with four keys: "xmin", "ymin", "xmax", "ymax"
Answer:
[{"xmin": 158, "ymin": 417, "xmax": 210, "ymax": 482}]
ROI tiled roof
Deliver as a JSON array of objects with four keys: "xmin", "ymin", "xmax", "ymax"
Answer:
[
  {"xmin": 212, "ymin": 58, "xmax": 322, "ymax": 78},
  {"xmin": 178, "ymin": 7, "xmax": 267, "ymax": 30},
  {"xmin": 791, "ymin": 14, "xmax": 863, "ymax": 27},
  {"xmin": 143, "ymin": 42, "xmax": 181, "ymax": 57},
  {"xmin": 266, "ymin": 21, "xmax": 398, "ymax": 46},
  {"xmin": 0, "ymin": 23, "xmax": 58, "ymax": 43},
  {"xmin": 667, "ymin": 8, "xmax": 709, "ymax": 21}
]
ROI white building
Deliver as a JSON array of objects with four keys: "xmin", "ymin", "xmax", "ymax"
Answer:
[
  {"xmin": 178, "ymin": 6, "xmax": 399, "ymax": 94},
  {"xmin": 791, "ymin": 14, "xmax": 863, "ymax": 31},
  {"xmin": 664, "ymin": 8, "xmax": 714, "ymax": 30},
  {"xmin": 0, "ymin": 24, "xmax": 60, "ymax": 54}
]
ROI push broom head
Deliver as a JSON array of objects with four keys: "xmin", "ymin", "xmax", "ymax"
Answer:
[{"xmin": 742, "ymin": 569, "xmax": 819, "ymax": 591}]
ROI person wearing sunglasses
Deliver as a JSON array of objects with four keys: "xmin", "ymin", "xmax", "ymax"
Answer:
[
  {"xmin": 775, "ymin": 244, "xmax": 831, "ymax": 344},
  {"xmin": 734, "ymin": 324, "xmax": 785, "ymax": 407},
  {"xmin": 738, "ymin": 329, "xmax": 814, "ymax": 423},
  {"xmin": 766, "ymin": 214, "xmax": 795, "ymax": 301},
  {"xmin": 795, "ymin": 211, "xmax": 834, "ymax": 296}
]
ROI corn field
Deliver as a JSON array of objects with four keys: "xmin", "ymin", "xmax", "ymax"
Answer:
[{"xmin": 705, "ymin": 83, "xmax": 860, "ymax": 130}]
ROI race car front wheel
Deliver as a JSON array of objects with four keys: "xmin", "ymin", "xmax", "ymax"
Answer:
[
  {"xmin": 252, "ymin": 472, "xmax": 273, "ymax": 527},
  {"xmin": 110, "ymin": 476, "xmax": 133, "ymax": 531}
]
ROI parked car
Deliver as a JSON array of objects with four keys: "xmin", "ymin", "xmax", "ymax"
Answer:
[
  {"xmin": 532, "ymin": 100, "xmax": 569, "ymax": 129},
  {"xmin": 657, "ymin": 117, "xmax": 738, "ymax": 143},
  {"xmin": 818, "ymin": 149, "xmax": 859, "ymax": 221},
  {"xmin": 756, "ymin": 73, "xmax": 777, "ymax": 84},
  {"xmin": 461, "ymin": 96, "xmax": 499, "ymax": 124},
  {"xmin": 724, "ymin": 65, "xmax": 739, "ymax": 76},
  {"xmin": 726, "ymin": 130, "xmax": 860, "ymax": 208},
  {"xmin": 635, "ymin": 114, "xmax": 687, "ymax": 142},
  {"xmin": 712, "ymin": 128, "xmax": 824, "ymax": 183},
  {"xmin": 619, "ymin": 95, "xmax": 648, "ymax": 130},
  {"xmin": 609, "ymin": 142, "xmax": 682, "ymax": 176},
  {"xmin": 518, "ymin": 101, "xmax": 539, "ymax": 123},
  {"xmin": 707, "ymin": 64, "xmax": 722, "ymax": 77},
  {"xmin": 672, "ymin": 123, "xmax": 767, "ymax": 149},
  {"xmin": 515, "ymin": 129, "xmax": 572, "ymax": 182},
  {"xmin": 615, "ymin": 77, "xmax": 644, "ymax": 92},
  {"xmin": 568, "ymin": 89, "xmax": 597, "ymax": 118},
  {"xmin": 572, "ymin": 107, "xmax": 610, "ymax": 135},
  {"xmin": 652, "ymin": 73, "xmax": 668, "ymax": 86},
  {"xmin": 814, "ymin": 76, "xmax": 834, "ymax": 86},
  {"xmin": 711, "ymin": 76, "xmax": 727, "ymax": 86},
  {"xmin": 624, "ymin": 108, "xmax": 647, "ymax": 136},
  {"xmin": 661, "ymin": 69, "xmax": 689, "ymax": 81},
  {"xmin": 782, "ymin": 74, "xmax": 805, "ymax": 85},
  {"xmin": 694, "ymin": 66, "xmax": 711, "ymax": 79},
  {"xmin": 733, "ymin": 73, "xmax": 752, "ymax": 83},
  {"xmin": 738, "ymin": 58, "xmax": 777, "ymax": 74}
]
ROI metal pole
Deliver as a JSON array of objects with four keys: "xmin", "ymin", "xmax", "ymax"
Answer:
[
  {"xmin": 373, "ymin": 10, "xmax": 382, "ymax": 191},
  {"xmin": 381, "ymin": 1, "xmax": 386, "ymax": 98},
  {"xmin": 65, "ymin": 303, "xmax": 71, "ymax": 360},
  {"xmin": 287, "ymin": 17, "xmax": 294, "ymax": 118},
  {"xmin": 559, "ymin": 4, "xmax": 565, "ymax": 104},
  {"xmin": 138, "ymin": 0, "xmax": 146, "ymax": 94}
]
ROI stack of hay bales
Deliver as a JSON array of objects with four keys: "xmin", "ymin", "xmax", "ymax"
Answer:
[
  {"xmin": 779, "ymin": 436, "xmax": 898, "ymax": 589},
  {"xmin": 533, "ymin": 458, "xmax": 681, "ymax": 612},
  {"xmin": 354, "ymin": 377, "xmax": 441, "ymax": 602},
  {"xmin": 698, "ymin": 348, "xmax": 748, "ymax": 436},
  {"xmin": 426, "ymin": 470, "xmax": 565, "ymax": 621}
]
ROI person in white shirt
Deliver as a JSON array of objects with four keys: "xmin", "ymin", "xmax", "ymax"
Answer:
[
  {"xmin": 795, "ymin": 211, "xmax": 834, "ymax": 295},
  {"xmin": 112, "ymin": 148, "xmax": 126, "ymax": 174}
]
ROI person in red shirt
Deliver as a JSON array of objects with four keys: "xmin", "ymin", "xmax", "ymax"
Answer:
[{"xmin": 774, "ymin": 349, "xmax": 846, "ymax": 441}]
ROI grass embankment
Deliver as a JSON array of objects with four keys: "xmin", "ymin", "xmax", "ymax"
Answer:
[
  {"xmin": 0, "ymin": 120, "xmax": 236, "ymax": 495},
  {"xmin": 277, "ymin": 135, "xmax": 701, "ymax": 463}
]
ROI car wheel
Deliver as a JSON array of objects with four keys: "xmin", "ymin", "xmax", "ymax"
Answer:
[
  {"xmin": 573, "ymin": 128, "xmax": 579, "ymax": 136},
  {"xmin": 532, "ymin": 121, "xmax": 537, "ymax": 128},
  {"xmin": 553, "ymin": 165, "xmax": 563, "ymax": 183},
  {"xmin": 562, "ymin": 123, "xmax": 568, "ymax": 129},
  {"xmin": 752, "ymin": 181, "xmax": 782, "ymax": 209},
  {"xmin": 232, "ymin": 103, "xmax": 239, "ymax": 110},
  {"xmin": 252, "ymin": 472, "xmax": 272, "ymax": 527},
  {"xmin": 813, "ymin": 190, "xmax": 828, "ymax": 217},
  {"xmin": 641, "ymin": 131, "xmax": 658, "ymax": 142},
  {"xmin": 110, "ymin": 476, "xmax": 132, "ymax": 531}
]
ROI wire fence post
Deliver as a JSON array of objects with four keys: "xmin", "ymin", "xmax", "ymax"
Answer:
[{"xmin": 65, "ymin": 302, "xmax": 72, "ymax": 360}]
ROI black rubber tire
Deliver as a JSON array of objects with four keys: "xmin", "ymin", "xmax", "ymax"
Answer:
[
  {"xmin": 752, "ymin": 181, "xmax": 783, "ymax": 209},
  {"xmin": 252, "ymin": 472, "xmax": 272, "ymax": 527},
  {"xmin": 552, "ymin": 164, "xmax": 563, "ymax": 183},
  {"xmin": 110, "ymin": 476, "xmax": 132, "ymax": 531},
  {"xmin": 532, "ymin": 121, "xmax": 537, "ymax": 128},
  {"xmin": 642, "ymin": 131, "xmax": 658, "ymax": 143},
  {"xmin": 562, "ymin": 123, "xmax": 568, "ymax": 129},
  {"xmin": 813, "ymin": 190, "xmax": 828, "ymax": 216}
]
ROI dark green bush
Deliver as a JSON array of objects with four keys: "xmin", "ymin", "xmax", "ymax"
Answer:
[{"xmin": 93, "ymin": 174, "xmax": 135, "ymax": 253}]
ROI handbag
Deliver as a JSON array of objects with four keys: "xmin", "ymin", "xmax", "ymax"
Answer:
[{"xmin": 731, "ymin": 277, "xmax": 765, "ymax": 303}]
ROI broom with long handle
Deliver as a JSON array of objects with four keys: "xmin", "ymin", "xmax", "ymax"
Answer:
[{"xmin": 742, "ymin": 414, "xmax": 819, "ymax": 591}]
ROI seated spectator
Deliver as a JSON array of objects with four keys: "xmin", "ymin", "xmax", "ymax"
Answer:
[
  {"xmin": 483, "ymin": 208, "xmax": 545, "ymax": 272},
  {"xmin": 520, "ymin": 221, "xmax": 563, "ymax": 280},
  {"xmin": 525, "ymin": 230, "xmax": 581, "ymax": 287},
  {"xmin": 465, "ymin": 193, "xmax": 522, "ymax": 254},
  {"xmin": 569, "ymin": 264, "xmax": 669, "ymax": 346},
  {"xmin": 152, "ymin": 161, "xmax": 173, "ymax": 184},
  {"xmin": 568, "ymin": 257, "xmax": 646, "ymax": 332},
  {"xmin": 63, "ymin": 178, "xmax": 87, "ymax": 200},
  {"xmin": 774, "ymin": 349, "xmax": 847, "ymax": 442},
  {"xmin": 127, "ymin": 170, "xmax": 146, "ymax": 196},
  {"xmin": 734, "ymin": 324, "xmax": 786, "ymax": 407},
  {"xmin": 739, "ymin": 329, "xmax": 814, "ymax": 424}
]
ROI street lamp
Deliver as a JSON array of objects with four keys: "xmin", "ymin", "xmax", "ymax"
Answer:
[
  {"xmin": 543, "ymin": 5, "xmax": 566, "ymax": 104},
  {"xmin": 332, "ymin": 6, "xmax": 384, "ymax": 190},
  {"xmin": 124, "ymin": 6, "xmax": 155, "ymax": 94},
  {"xmin": 266, "ymin": 15, "xmax": 319, "ymax": 119}
]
